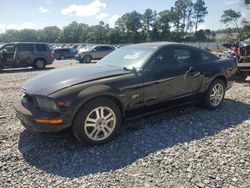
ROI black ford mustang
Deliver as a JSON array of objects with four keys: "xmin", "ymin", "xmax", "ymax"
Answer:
[{"xmin": 15, "ymin": 42, "xmax": 237, "ymax": 145}]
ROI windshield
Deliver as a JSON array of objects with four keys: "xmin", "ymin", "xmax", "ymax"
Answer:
[{"xmin": 98, "ymin": 46, "xmax": 156, "ymax": 69}]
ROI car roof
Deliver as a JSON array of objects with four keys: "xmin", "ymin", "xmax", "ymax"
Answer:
[
  {"xmin": 5, "ymin": 42, "xmax": 48, "ymax": 45},
  {"xmin": 127, "ymin": 42, "xmax": 196, "ymax": 49}
]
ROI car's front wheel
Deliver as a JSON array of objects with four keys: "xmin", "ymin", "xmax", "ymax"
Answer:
[
  {"xmin": 84, "ymin": 55, "xmax": 92, "ymax": 63},
  {"xmin": 73, "ymin": 97, "xmax": 121, "ymax": 145},
  {"xmin": 203, "ymin": 79, "xmax": 226, "ymax": 110}
]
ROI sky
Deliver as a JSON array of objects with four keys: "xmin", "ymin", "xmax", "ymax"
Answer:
[{"xmin": 0, "ymin": 0, "xmax": 249, "ymax": 33}]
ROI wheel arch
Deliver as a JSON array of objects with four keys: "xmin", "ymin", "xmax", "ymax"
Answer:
[
  {"xmin": 70, "ymin": 85, "xmax": 126, "ymax": 127},
  {"xmin": 212, "ymin": 75, "xmax": 227, "ymax": 87},
  {"xmin": 33, "ymin": 56, "xmax": 47, "ymax": 64}
]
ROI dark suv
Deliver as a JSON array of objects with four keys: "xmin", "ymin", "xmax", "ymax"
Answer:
[
  {"xmin": 0, "ymin": 42, "xmax": 54, "ymax": 69},
  {"xmin": 53, "ymin": 48, "xmax": 77, "ymax": 60}
]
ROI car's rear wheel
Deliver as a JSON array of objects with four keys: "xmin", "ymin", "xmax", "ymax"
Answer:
[
  {"xmin": 84, "ymin": 55, "xmax": 92, "ymax": 63},
  {"xmin": 73, "ymin": 97, "xmax": 121, "ymax": 145},
  {"xmin": 203, "ymin": 79, "xmax": 226, "ymax": 110},
  {"xmin": 60, "ymin": 56, "xmax": 65, "ymax": 60},
  {"xmin": 33, "ymin": 59, "xmax": 46, "ymax": 69}
]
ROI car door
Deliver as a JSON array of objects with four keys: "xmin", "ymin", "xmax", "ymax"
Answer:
[
  {"xmin": 91, "ymin": 46, "xmax": 102, "ymax": 59},
  {"xmin": 0, "ymin": 44, "xmax": 16, "ymax": 66},
  {"xmin": 16, "ymin": 44, "xmax": 34, "ymax": 65},
  {"xmin": 143, "ymin": 46, "xmax": 190, "ymax": 110},
  {"xmin": 183, "ymin": 48, "xmax": 207, "ymax": 94}
]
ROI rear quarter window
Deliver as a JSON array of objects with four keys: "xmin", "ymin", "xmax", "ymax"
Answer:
[{"xmin": 196, "ymin": 50, "xmax": 218, "ymax": 63}]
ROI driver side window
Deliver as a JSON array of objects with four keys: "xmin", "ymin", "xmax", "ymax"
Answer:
[{"xmin": 150, "ymin": 47, "xmax": 192, "ymax": 71}]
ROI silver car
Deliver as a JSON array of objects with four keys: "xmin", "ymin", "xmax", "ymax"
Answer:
[{"xmin": 75, "ymin": 45, "xmax": 115, "ymax": 63}]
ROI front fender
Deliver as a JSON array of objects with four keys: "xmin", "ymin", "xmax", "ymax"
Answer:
[{"xmin": 71, "ymin": 84, "xmax": 125, "ymax": 119}]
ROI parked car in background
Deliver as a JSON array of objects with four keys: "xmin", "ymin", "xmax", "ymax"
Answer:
[
  {"xmin": 53, "ymin": 48, "xmax": 77, "ymax": 60},
  {"xmin": 0, "ymin": 42, "xmax": 54, "ymax": 69},
  {"xmin": 75, "ymin": 45, "xmax": 115, "ymax": 63},
  {"xmin": 15, "ymin": 42, "xmax": 237, "ymax": 146},
  {"xmin": 221, "ymin": 39, "xmax": 250, "ymax": 81}
]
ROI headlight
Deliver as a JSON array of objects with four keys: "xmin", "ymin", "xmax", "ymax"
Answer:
[{"xmin": 36, "ymin": 96, "xmax": 59, "ymax": 112}]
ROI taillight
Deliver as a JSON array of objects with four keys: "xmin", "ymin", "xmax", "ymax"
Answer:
[{"xmin": 49, "ymin": 51, "xmax": 54, "ymax": 57}]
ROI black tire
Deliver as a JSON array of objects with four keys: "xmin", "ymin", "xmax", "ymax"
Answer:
[
  {"xmin": 73, "ymin": 97, "xmax": 121, "ymax": 146},
  {"xmin": 84, "ymin": 55, "xmax": 92, "ymax": 63},
  {"xmin": 33, "ymin": 59, "xmax": 46, "ymax": 69},
  {"xmin": 60, "ymin": 56, "xmax": 65, "ymax": 60},
  {"xmin": 235, "ymin": 72, "xmax": 248, "ymax": 82},
  {"xmin": 203, "ymin": 79, "xmax": 226, "ymax": 110},
  {"xmin": 79, "ymin": 59, "xmax": 85, "ymax": 63}
]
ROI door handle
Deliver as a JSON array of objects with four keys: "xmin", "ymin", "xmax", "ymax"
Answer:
[{"xmin": 186, "ymin": 67, "xmax": 201, "ymax": 77}]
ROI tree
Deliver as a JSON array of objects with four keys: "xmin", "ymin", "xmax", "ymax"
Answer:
[
  {"xmin": 193, "ymin": 0, "xmax": 208, "ymax": 32},
  {"xmin": 194, "ymin": 29, "xmax": 206, "ymax": 41},
  {"xmin": 37, "ymin": 26, "xmax": 62, "ymax": 43},
  {"xmin": 170, "ymin": 0, "xmax": 193, "ymax": 33},
  {"xmin": 63, "ymin": 21, "xmax": 88, "ymax": 43},
  {"xmin": 115, "ymin": 11, "xmax": 143, "ymax": 43},
  {"xmin": 155, "ymin": 10, "xmax": 172, "ymax": 40},
  {"xmin": 142, "ymin": 9, "xmax": 157, "ymax": 32},
  {"xmin": 221, "ymin": 9, "xmax": 242, "ymax": 33}
]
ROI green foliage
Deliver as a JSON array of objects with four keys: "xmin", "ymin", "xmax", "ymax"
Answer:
[
  {"xmin": 193, "ymin": 0, "xmax": 208, "ymax": 32},
  {"xmin": 221, "ymin": 9, "xmax": 241, "ymax": 33}
]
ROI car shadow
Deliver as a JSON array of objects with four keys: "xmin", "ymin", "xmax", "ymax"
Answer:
[
  {"xmin": 0, "ymin": 67, "xmax": 55, "ymax": 74},
  {"xmin": 18, "ymin": 99, "xmax": 250, "ymax": 178}
]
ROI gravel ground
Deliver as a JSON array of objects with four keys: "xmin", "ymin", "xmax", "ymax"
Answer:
[{"xmin": 0, "ymin": 60, "xmax": 250, "ymax": 188}]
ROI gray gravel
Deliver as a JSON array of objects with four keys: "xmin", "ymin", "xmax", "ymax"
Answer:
[{"xmin": 0, "ymin": 60, "xmax": 250, "ymax": 188}]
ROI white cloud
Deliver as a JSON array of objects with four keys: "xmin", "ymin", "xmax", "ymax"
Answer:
[
  {"xmin": 61, "ymin": 0, "xmax": 106, "ymax": 17},
  {"xmin": 224, "ymin": 0, "xmax": 241, "ymax": 5},
  {"xmin": 95, "ymin": 13, "xmax": 109, "ymax": 20},
  {"xmin": 38, "ymin": 7, "xmax": 50, "ymax": 13},
  {"xmin": 0, "ymin": 22, "xmax": 36, "ymax": 33},
  {"xmin": 108, "ymin": 15, "xmax": 121, "ymax": 27}
]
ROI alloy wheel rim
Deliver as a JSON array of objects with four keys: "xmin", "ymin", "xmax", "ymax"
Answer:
[
  {"xmin": 36, "ymin": 60, "xmax": 44, "ymax": 68},
  {"xmin": 210, "ymin": 83, "xmax": 224, "ymax": 106},
  {"xmin": 84, "ymin": 106, "xmax": 116, "ymax": 141},
  {"xmin": 85, "ymin": 56, "xmax": 91, "ymax": 62}
]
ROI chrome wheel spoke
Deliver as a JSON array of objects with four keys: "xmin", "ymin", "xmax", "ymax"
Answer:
[
  {"xmin": 106, "ymin": 117, "xmax": 114, "ymax": 124},
  {"xmin": 94, "ymin": 129, "xmax": 101, "ymax": 139},
  {"xmin": 102, "ymin": 127, "xmax": 108, "ymax": 136},
  {"xmin": 86, "ymin": 117, "xmax": 96, "ymax": 123},
  {"xmin": 85, "ymin": 123, "xmax": 96, "ymax": 128},
  {"xmin": 95, "ymin": 109, "xmax": 101, "ymax": 119},
  {"xmin": 90, "ymin": 127, "xmax": 98, "ymax": 137},
  {"xmin": 104, "ymin": 125, "xmax": 112, "ymax": 132},
  {"xmin": 105, "ymin": 112, "xmax": 112, "ymax": 120}
]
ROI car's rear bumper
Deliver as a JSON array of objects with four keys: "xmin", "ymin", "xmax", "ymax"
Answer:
[{"xmin": 14, "ymin": 100, "xmax": 70, "ymax": 133}]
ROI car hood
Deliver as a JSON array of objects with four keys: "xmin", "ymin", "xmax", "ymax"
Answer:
[{"xmin": 22, "ymin": 64, "xmax": 128, "ymax": 96}]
